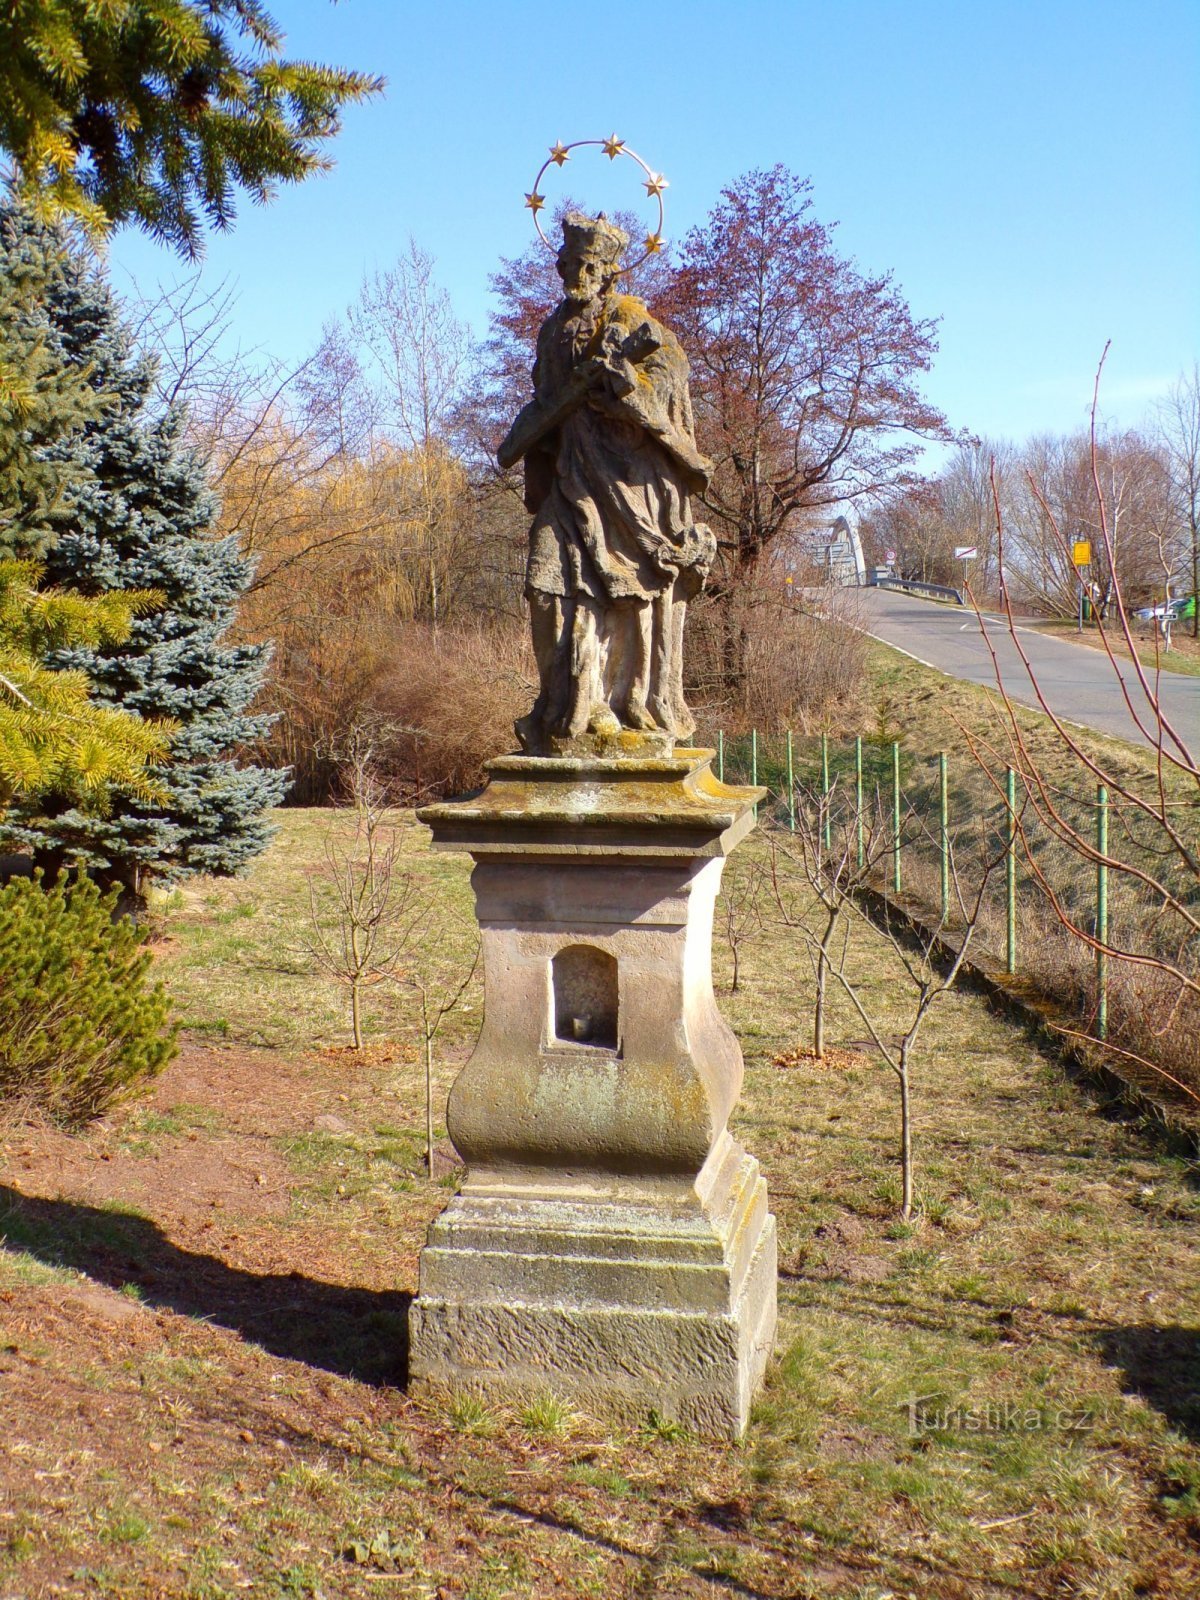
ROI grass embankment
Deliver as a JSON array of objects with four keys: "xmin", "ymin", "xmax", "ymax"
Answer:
[
  {"xmin": 716, "ymin": 642, "xmax": 1200, "ymax": 1110},
  {"xmin": 0, "ymin": 809, "xmax": 1198, "ymax": 1598},
  {"xmin": 1032, "ymin": 621, "xmax": 1200, "ymax": 680},
  {"xmin": 866, "ymin": 642, "xmax": 1200, "ymax": 1111}
]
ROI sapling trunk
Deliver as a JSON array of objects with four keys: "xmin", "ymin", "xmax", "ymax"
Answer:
[
  {"xmin": 424, "ymin": 1029, "xmax": 434, "ymax": 1178},
  {"xmin": 351, "ymin": 980, "xmax": 363, "ymax": 1051},
  {"xmin": 814, "ymin": 902, "xmax": 838, "ymax": 1061},
  {"xmin": 898, "ymin": 1040, "xmax": 914, "ymax": 1221},
  {"xmin": 349, "ymin": 907, "xmax": 366, "ymax": 1048}
]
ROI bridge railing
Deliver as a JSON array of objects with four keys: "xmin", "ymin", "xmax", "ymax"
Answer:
[{"xmin": 872, "ymin": 576, "xmax": 965, "ymax": 605}]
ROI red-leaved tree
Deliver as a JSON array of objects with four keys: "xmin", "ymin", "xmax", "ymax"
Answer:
[{"xmin": 659, "ymin": 166, "xmax": 956, "ymax": 578}]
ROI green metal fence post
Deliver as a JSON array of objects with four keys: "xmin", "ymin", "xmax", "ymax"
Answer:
[
  {"xmin": 786, "ymin": 730, "xmax": 795, "ymax": 832},
  {"xmin": 821, "ymin": 731, "xmax": 831, "ymax": 853},
  {"xmin": 717, "ymin": 729, "xmax": 724, "ymax": 784},
  {"xmin": 891, "ymin": 740, "xmax": 902, "ymax": 895},
  {"xmin": 1005, "ymin": 766, "xmax": 1017, "ymax": 975},
  {"xmin": 751, "ymin": 728, "xmax": 758, "ymax": 820},
  {"xmin": 939, "ymin": 751, "xmax": 949, "ymax": 920},
  {"xmin": 855, "ymin": 735, "xmax": 864, "ymax": 870},
  {"xmin": 1096, "ymin": 784, "xmax": 1109, "ymax": 1040}
]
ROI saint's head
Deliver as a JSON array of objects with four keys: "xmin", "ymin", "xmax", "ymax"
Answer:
[{"xmin": 557, "ymin": 212, "xmax": 629, "ymax": 305}]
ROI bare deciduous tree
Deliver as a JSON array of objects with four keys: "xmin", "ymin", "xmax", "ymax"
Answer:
[
  {"xmin": 306, "ymin": 731, "xmax": 482, "ymax": 1172},
  {"xmin": 1154, "ymin": 362, "xmax": 1200, "ymax": 641},
  {"xmin": 769, "ymin": 785, "xmax": 891, "ymax": 1061},
  {"xmin": 768, "ymin": 773, "xmax": 998, "ymax": 1217},
  {"xmin": 720, "ymin": 857, "xmax": 766, "ymax": 994},
  {"xmin": 350, "ymin": 238, "xmax": 468, "ymax": 453},
  {"xmin": 861, "ymin": 440, "xmax": 1015, "ymax": 599},
  {"xmin": 400, "ymin": 920, "xmax": 480, "ymax": 1178},
  {"xmin": 306, "ymin": 733, "xmax": 422, "ymax": 1050},
  {"xmin": 659, "ymin": 165, "xmax": 956, "ymax": 578},
  {"xmin": 826, "ymin": 831, "xmax": 996, "ymax": 1220}
]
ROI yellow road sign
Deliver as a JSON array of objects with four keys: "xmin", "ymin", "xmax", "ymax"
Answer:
[{"xmin": 1073, "ymin": 540, "xmax": 1092, "ymax": 566}]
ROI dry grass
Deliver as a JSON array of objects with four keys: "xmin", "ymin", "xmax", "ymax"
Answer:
[
  {"xmin": 0, "ymin": 810, "xmax": 1196, "ymax": 1598},
  {"xmin": 370, "ymin": 618, "xmax": 535, "ymax": 800},
  {"xmin": 688, "ymin": 578, "xmax": 870, "ymax": 734},
  {"xmin": 1034, "ymin": 619, "xmax": 1200, "ymax": 679}
]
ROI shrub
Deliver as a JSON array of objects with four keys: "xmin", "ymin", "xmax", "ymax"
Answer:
[
  {"xmin": 0, "ymin": 874, "xmax": 177, "ymax": 1124},
  {"xmin": 687, "ymin": 575, "xmax": 869, "ymax": 733},
  {"xmin": 369, "ymin": 618, "xmax": 534, "ymax": 801},
  {"xmin": 262, "ymin": 615, "xmax": 534, "ymax": 804}
]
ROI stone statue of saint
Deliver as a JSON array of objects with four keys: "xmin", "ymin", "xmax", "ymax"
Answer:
[{"xmin": 498, "ymin": 212, "xmax": 716, "ymax": 754}]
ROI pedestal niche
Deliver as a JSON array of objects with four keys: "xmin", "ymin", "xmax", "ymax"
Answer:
[{"xmin": 408, "ymin": 747, "xmax": 777, "ymax": 1439}]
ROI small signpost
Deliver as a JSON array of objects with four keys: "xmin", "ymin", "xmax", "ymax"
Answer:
[
  {"xmin": 954, "ymin": 545, "xmax": 976, "ymax": 596},
  {"xmin": 1073, "ymin": 539, "xmax": 1092, "ymax": 632}
]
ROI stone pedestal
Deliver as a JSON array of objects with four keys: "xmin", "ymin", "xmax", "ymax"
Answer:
[{"xmin": 409, "ymin": 748, "xmax": 777, "ymax": 1439}]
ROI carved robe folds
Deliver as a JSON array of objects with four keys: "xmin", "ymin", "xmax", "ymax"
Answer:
[{"xmin": 518, "ymin": 296, "xmax": 715, "ymax": 751}]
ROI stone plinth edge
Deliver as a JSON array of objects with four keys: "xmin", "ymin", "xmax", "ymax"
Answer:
[
  {"xmin": 408, "ymin": 748, "xmax": 778, "ymax": 1438},
  {"xmin": 416, "ymin": 747, "xmax": 765, "ymax": 858}
]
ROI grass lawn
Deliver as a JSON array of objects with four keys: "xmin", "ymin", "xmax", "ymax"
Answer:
[{"xmin": 0, "ymin": 807, "xmax": 1197, "ymax": 1599}]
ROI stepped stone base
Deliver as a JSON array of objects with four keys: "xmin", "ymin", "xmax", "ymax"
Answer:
[
  {"xmin": 410, "ymin": 749, "xmax": 777, "ymax": 1439},
  {"xmin": 409, "ymin": 1134, "xmax": 777, "ymax": 1438}
]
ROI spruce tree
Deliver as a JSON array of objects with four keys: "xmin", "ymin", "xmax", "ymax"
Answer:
[
  {"xmin": 0, "ymin": 208, "xmax": 169, "ymax": 809},
  {"xmin": 1, "ymin": 219, "xmax": 286, "ymax": 898},
  {"xmin": 0, "ymin": 1, "xmax": 382, "ymax": 257},
  {"xmin": 0, "ymin": 204, "xmax": 102, "ymax": 559}
]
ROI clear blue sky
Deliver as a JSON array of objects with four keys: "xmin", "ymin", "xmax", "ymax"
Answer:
[{"xmin": 108, "ymin": 0, "xmax": 1200, "ymax": 447}]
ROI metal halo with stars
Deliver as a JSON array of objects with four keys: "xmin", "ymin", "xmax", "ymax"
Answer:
[{"xmin": 524, "ymin": 135, "xmax": 667, "ymax": 273}]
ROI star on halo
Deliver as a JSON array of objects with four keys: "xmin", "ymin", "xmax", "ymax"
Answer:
[
  {"xmin": 643, "ymin": 172, "xmax": 668, "ymax": 198},
  {"xmin": 643, "ymin": 231, "xmax": 664, "ymax": 255},
  {"xmin": 548, "ymin": 141, "xmax": 570, "ymax": 166},
  {"xmin": 602, "ymin": 133, "xmax": 625, "ymax": 159},
  {"xmin": 524, "ymin": 190, "xmax": 545, "ymax": 215}
]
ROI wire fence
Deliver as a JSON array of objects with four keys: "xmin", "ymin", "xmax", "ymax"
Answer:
[{"xmin": 704, "ymin": 728, "xmax": 1200, "ymax": 1089}]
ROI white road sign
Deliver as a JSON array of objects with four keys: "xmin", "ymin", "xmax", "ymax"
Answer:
[{"xmin": 954, "ymin": 545, "xmax": 978, "ymax": 560}]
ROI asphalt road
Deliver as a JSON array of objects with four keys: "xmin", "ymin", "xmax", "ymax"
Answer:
[{"xmin": 855, "ymin": 586, "xmax": 1200, "ymax": 751}]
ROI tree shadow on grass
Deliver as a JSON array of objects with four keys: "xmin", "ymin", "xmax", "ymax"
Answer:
[
  {"xmin": 782, "ymin": 1266, "xmax": 1200, "ymax": 1446},
  {"xmin": 0, "ymin": 1184, "xmax": 410, "ymax": 1387},
  {"xmin": 1095, "ymin": 1322, "xmax": 1200, "ymax": 1444}
]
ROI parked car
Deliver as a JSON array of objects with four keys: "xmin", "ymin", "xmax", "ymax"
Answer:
[{"xmin": 1134, "ymin": 594, "xmax": 1196, "ymax": 622}]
